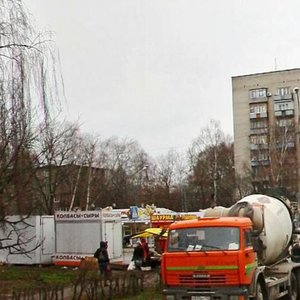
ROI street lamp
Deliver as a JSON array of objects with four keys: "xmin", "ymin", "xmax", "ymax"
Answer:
[
  {"xmin": 293, "ymin": 87, "xmax": 300, "ymax": 195},
  {"xmin": 294, "ymin": 87, "xmax": 299, "ymax": 122}
]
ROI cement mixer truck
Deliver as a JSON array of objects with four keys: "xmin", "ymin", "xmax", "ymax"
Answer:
[{"xmin": 161, "ymin": 194, "xmax": 300, "ymax": 300}]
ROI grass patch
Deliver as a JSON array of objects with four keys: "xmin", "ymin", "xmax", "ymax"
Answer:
[
  {"xmin": 0, "ymin": 265, "xmax": 77, "ymax": 291},
  {"xmin": 0, "ymin": 265, "xmax": 162, "ymax": 299}
]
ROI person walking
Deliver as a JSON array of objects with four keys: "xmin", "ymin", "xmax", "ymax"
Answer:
[
  {"xmin": 131, "ymin": 241, "xmax": 144, "ymax": 270},
  {"xmin": 141, "ymin": 238, "xmax": 150, "ymax": 264},
  {"xmin": 94, "ymin": 241, "xmax": 110, "ymax": 276}
]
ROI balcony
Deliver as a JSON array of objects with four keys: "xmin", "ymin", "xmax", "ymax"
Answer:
[
  {"xmin": 251, "ymin": 159, "xmax": 270, "ymax": 167},
  {"xmin": 251, "ymin": 161, "xmax": 259, "ymax": 167},
  {"xmin": 249, "ymin": 112, "xmax": 268, "ymax": 119},
  {"xmin": 276, "ymin": 141, "xmax": 295, "ymax": 149},
  {"xmin": 249, "ymin": 97, "xmax": 269, "ymax": 104},
  {"xmin": 250, "ymin": 143, "xmax": 268, "ymax": 150},
  {"xmin": 250, "ymin": 128, "xmax": 268, "ymax": 135},
  {"xmin": 274, "ymin": 109, "xmax": 294, "ymax": 117},
  {"xmin": 273, "ymin": 94, "xmax": 292, "ymax": 101}
]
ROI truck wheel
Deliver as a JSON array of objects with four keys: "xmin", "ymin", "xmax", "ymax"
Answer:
[
  {"xmin": 283, "ymin": 272, "xmax": 299, "ymax": 300},
  {"xmin": 288, "ymin": 272, "xmax": 298, "ymax": 300},
  {"xmin": 255, "ymin": 281, "xmax": 265, "ymax": 300}
]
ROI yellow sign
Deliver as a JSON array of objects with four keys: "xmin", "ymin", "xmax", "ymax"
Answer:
[{"xmin": 151, "ymin": 214, "xmax": 175, "ymax": 222}]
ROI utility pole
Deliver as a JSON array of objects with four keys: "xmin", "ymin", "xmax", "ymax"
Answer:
[
  {"xmin": 131, "ymin": 165, "xmax": 149, "ymax": 205},
  {"xmin": 213, "ymin": 148, "xmax": 218, "ymax": 206}
]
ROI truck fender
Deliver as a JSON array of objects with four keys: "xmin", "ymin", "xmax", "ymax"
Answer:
[{"xmin": 249, "ymin": 266, "xmax": 268, "ymax": 299}]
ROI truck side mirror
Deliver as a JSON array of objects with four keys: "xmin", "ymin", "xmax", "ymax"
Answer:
[
  {"xmin": 252, "ymin": 238, "xmax": 265, "ymax": 259},
  {"xmin": 252, "ymin": 230, "xmax": 265, "ymax": 254},
  {"xmin": 253, "ymin": 238, "xmax": 261, "ymax": 253}
]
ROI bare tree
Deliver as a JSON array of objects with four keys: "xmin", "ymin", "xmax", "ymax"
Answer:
[
  {"xmin": 32, "ymin": 121, "xmax": 80, "ymax": 214},
  {"xmin": 73, "ymin": 133, "xmax": 99, "ymax": 211},
  {"xmin": 250, "ymin": 120, "xmax": 297, "ymax": 197},
  {"xmin": 151, "ymin": 150, "xmax": 188, "ymax": 211},
  {"xmin": 0, "ymin": 0, "xmax": 63, "ymax": 214},
  {"xmin": 0, "ymin": 0, "xmax": 62, "ymax": 124},
  {"xmin": 269, "ymin": 122, "xmax": 297, "ymax": 191},
  {"xmin": 187, "ymin": 120, "xmax": 234, "ymax": 208},
  {"xmin": 96, "ymin": 137, "xmax": 150, "ymax": 208},
  {"xmin": 234, "ymin": 165, "xmax": 253, "ymax": 200},
  {"xmin": 0, "ymin": 0, "xmax": 63, "ymax": 253}
]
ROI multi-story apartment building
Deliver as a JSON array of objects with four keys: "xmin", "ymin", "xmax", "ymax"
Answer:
[{"xmin": 232, "ymin": 68, "xmax": 300, "ymax": 197}]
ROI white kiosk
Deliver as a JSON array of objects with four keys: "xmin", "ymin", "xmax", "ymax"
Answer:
[
  {"xmin": 0, "ymin": 215, "xmax": 54, "ymax": 265},
  {"xmin": 53, "ymin": 209, "xmax": 123, "ymax": 266}
]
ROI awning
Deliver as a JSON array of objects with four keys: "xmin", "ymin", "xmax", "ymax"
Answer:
[{"xmin": 131, "ymin": 227, "xmax": 168, "ymax": 239}]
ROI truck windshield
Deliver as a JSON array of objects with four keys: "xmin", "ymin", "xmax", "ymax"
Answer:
[{"xmin": 167, "ymin": 227, "xmax": 240, "ymax": 252}]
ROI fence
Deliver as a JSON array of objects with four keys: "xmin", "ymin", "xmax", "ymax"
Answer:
[{"xmin": 2, "ymin": 269, "xmax": 161, "ymax": 300}]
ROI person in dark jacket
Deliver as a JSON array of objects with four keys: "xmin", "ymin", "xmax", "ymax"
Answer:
[
  {"xmin": 131, "ymin": 241, "xmax": 144, "ymax": 270},
  {"xmin": 94, "ymin": 241, "xmax": 110, "ymax": 275}
]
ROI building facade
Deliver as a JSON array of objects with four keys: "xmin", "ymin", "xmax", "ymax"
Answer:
[{"xmin": 232, "ymin": 68, "xmax": 300, "ymax": 196}]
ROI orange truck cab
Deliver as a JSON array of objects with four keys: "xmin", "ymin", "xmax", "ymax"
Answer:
[{"xmin": 161, "ymin": 217, "xmax": 257, "ymax": 300}]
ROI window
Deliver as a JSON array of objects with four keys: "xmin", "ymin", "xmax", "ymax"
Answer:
[
  {"xmin": 251, "ymin": 154, "xmax": 257, "ymax": 161},
  {"xmin": 250, "ymin": 135, "xmax": 267, "ymax": 145},
  {"xmin": 274, "ymin": 100, "xmax": 293, "ymax": 112},
  {"xmin": 277, "ymin": 119, "xmax": 293, "ymax": 127},
  {"xmin": 251, "ymin": 152, "xmax": 269, "ymax": 161},
  {"xmin": 167, "ymin": 227, "xmax": 240, "ymax": 252},
  {"xmin": 279, "ymin": 103, "xmax": 289, "ymax": 110},
  {"xmin": 249, "ymin": 88, "xmax": 267, "ymax": 99},
  {"xmin": 258, "ymin": 152, "xmax": 268, "ymax": 161},
  {"xmin": 249, "ymin": 103, "xmax": 267, "ymax": 114},
  {"xmin": 250, "ymin": 119, "xmax": 268, "ymax": 129},
  {"xmin": 277, "ymin": 87, "xmax": 290, "ymax": 96}
]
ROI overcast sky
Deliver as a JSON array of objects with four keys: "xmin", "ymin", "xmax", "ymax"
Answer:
[{"xmin": 24, "ymin": 0, "xmax": 300, "ymax": 157}]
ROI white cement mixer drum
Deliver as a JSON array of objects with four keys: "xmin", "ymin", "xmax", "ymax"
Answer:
[{"xmin": 238, "ymin": 194, "xmax": 293, "ymax": 265}]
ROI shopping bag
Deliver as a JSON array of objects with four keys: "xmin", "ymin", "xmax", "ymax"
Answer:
[{"xmin": 127, "ymin": 261, "xmax": 135, "ymax": 270}]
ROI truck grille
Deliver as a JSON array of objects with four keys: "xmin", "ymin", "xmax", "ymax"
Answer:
[
  {"xmin": 180, "ymin": 273, "xmax": 225, "ymax": 285},
  {"xmin": 170, "ymin": 272, "xmax": 238, "ymax": 286}
]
